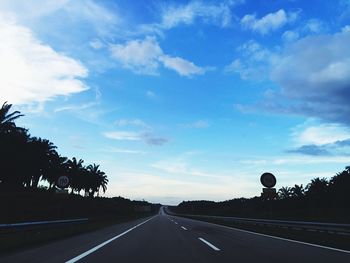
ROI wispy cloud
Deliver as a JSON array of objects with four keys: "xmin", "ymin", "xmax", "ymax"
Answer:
[
  {"xmin": 241, "ymin": 9, "xmax": 300, "ymax": 35},
  {"xmin": 115, "ymin": 119, "xmax": 149, "ymax": 128},
  {"xmin": 225, "ymin": 40, "xmax": 275, "ymax": 80},
  {"xmin": 240, "ymin": 155, "xmax": 350, "ymax": 165},
  {"xmin": 291, "ymin": 122, "xmax": 350, "ymax": 146},
  {"xmin": 287, "ymin": 122, "xmax": 350, "ymax": 156},
  {"xmin": 160, "ymin": 55, "xmax": 208, "ymax": 76},
  {"xmin": 103, "ymin": 131, "xmax": 141, "ymax": 141},
  {"xmin": 142, "ymin": 132, "xmax": 169, "ymax": 146},
  {"xmin": 287, "ymin": 139, "xmax": 350, "ymax": 156},
  {"xmin": 103, "ymin": 147, "xmax": 146, "ymax": 155},
  {"xmin": 110, "ymin": 36, "xmax": 210, "ymax": 76},
  {"xmin": 159, "ymin": 0, "xmax": 240, "ymax": 29},
  {"xmin": 0, "ymin": 13, "xmax": 88, "ymax": 105},
  {"xmin": 110, "ymin": 36, "xmax": 162, "ymax": 75},
  {"xmin": 103, "ymin": 131, "xmax": 169, "ymax": 146},
  {"xmin": 54, "ymin": 102, "xmax": 98, "ymax": 113},
  {"xmin": 181, "ymin": 120, "xmax": 210, "ymax": 128}
]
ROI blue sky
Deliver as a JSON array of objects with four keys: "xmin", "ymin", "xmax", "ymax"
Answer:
[{"xmin": 1, "ymin": 0, "xmax": 350, "ymax": 204}]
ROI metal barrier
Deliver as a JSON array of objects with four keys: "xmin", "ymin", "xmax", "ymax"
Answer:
[
  {"xmin": 0, "ymin": 218, "xmax": 89, "ymax": 231},
  {"xmin": 165, "ymin": 208, "xmax": 350, "ymax": 235}
]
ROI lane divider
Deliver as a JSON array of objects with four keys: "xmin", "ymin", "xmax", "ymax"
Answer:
[
  {"xmin": 181, "ymin": 226, "xmax": 187, "ymax": 231},
  {"xmin": 185, "ymin": 217, "xmax": 350, "ymax": 254},
  {"xmin": 198, "ymin": 237, "xmax": 221, "ymax": 251},
  {"xmin": 65, "ymin": 216, "xmax": 156, "ymax": 263}
]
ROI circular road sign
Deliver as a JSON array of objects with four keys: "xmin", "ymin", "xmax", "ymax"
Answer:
[
  {"xmin": 57, "ymin": 176, "xmax": 69, "ymax": 189},
  {"xmin": 260, "ymin": 172, "xmax": 276, "ymax": 188}
]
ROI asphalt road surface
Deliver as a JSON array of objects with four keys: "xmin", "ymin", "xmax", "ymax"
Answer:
[{"xmin": 1, "ymin": 207, "xmax": 349, "ymax": 263}]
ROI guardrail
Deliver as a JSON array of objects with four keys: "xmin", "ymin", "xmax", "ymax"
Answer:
[
  {"xmin": 165, "ymin": 208, "xmax": 350, "ymax": 235},
  {"xmin": 0, "ymin": 218, "xmax": 89, "ymax": 232}
]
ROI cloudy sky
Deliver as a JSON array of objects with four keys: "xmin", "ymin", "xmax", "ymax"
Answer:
[{"xmin": 1, "ymin": 0, "xmax": 350, "ymax": 204}]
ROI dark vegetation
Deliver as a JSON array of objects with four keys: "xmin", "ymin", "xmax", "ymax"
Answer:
[
  {"xmin": 0, "ymin": 102, "xmax": 160, "ymax": 224},
  {"xmin": 0, "ymin": 102, "xmax": 107, "ymax": 196},
  {"xmin": 173, "ymin": 168, "xmax": 350, "ymax": 223}
]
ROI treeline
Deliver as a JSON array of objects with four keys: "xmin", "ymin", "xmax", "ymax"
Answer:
[
  {"xmin": 0, "ymin": 102, "xmax": 108, "ymax": 197},
  {"xmin": 174, "ymin": 167, "xmax": 350, "ymax": 222},
  {"xmin": 1, "ymin": 191, "xmax": 160, "ymax": 223}
]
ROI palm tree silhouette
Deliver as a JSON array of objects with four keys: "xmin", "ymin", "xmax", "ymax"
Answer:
[
  {"xmin": 0, "ymin": 102, "xmax": 24, "ymax": 133},
  {"xmin": 278, "ymin": 186, "xmax": 292, "ymax": 199},
  {"xmin": 87, "ymin": 164, "xmax": 108, "ymax": 197},
  {"xmin": 67, "ymin": 157, "xmax": 84, "ymax": 194},
  {"xmin": 291, "ymin": 184, "xmax": 305, "ymax": 198},
  {"xmin": 306, "ymin": 178, "xmax": 328, "ymax": 197},
  {"xmin": 26, "ymin": 137, "xmax": 57, "ymax": 188}
]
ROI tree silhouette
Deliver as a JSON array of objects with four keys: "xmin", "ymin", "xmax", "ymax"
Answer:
[
  {"xmin": 291, "ymin": 184, "xmax": 305, "ymax": 198},
  {"xmin": 305, "ymin": 178, "xmax": 328, "ymax": 198},
  {"xmin": 278, "ymin": 186, "xmax": 292, "ymax": 199},
  {"xmin": 0, "ymin": 101, "xmax": 108, "ymax": 196},
  {"xmin": 0, "ymin": 128, "xmax": 30, "ymax": 189},
  {"xmin": 26, "ymin": 137, "xmax": 57, "ymax": 188},
  {"xmin": 67, "ymin": 157, "xmax": 85, "ymax": 194},
  {"xmin": 0, "ymin": 102, "xmax": 24, "ymax": 133},
  {"xmin": 87, "ymin": 164, "xmax": 108, "ymax": 197},
  {"xmin": 45, "ymin": 152, "xmax": 69, "ymax": 189}
]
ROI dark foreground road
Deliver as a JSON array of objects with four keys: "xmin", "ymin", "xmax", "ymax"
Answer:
[{"xmin": 1, "ymin": 207, "xmax": 349, "ymax": 263}]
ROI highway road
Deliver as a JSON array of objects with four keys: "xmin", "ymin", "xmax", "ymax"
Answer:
[{"xmin": 1, "ymin": 207, "xmax": 349, "ymax": 263}]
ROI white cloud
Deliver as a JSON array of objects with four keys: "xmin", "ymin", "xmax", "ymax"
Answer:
[
  {"xmin": 103, "ymin": 147, "xmax": 146, "ymax": 155},
  {"xmin": 225, "ymin": 40, "xmax": 275, "ymax": 80},
  {"xmin": 282, "ymin": 19, "xmax": 326, "ymax": 42},
  {"xmin": 282, "ymin": 30, "xmax": 299, "ymax": 42},
  {"xmin": 89, "ymin": 39, "xmax": 104, "ymax": 49},
  {"xmin": 103, "ymin": 130, "xmax": 169, "ymax": 146},
  {"xmin": 110, "ymin": 36, "xmax": 207, "ymax": 77},
  {"xmin": 342, "ymin": 25, "xmax": 350, "ymax": 33},
  {"xmin": 0, "ymin": 0, "xmax": 71, "ymax": 19},
  {"xmin": 0, "ymin": 1, "xmax": 120, "ymax": 37},
  {"xmin": 304, "ymin": 19, "xmax": 325, "ymax": 34},
  {"xmin": 270, "ymin": 29, "xmax": 350, "ymax": 123},
  {"xmin": 54, "ymin": 102, "xmax": 97, "ymax": 113},
  {"xmin": 160, "ymin": 0, "xmax": 240, "ymax": 29},
  {"xmin": 160, "ymin": 55, "xmax": 207, "ymax": 76},
  {"xmin": 291, "ymin": 122, "xmax": 350, "ymax": 146},
  {"xmin": 241, "ymin": 156, "xmax": 350, "ymax": 166},
  {"xmin": 0, "ymin": 14, "xmax": 88, "ymax": 105},
  {"xmin": 110, "ymin": 37, "xmax": 162, "ymax": 75},
  {"xmin": 241, "ymin": 9, "xmax": 299, "ymax": 34},
  {"xmin": 115, "ymin": 119, "xmax": 149, "ymax": 128},
  {"xmin": 103, "ymin": 131, "xmax": 141, "ymax": 141}
]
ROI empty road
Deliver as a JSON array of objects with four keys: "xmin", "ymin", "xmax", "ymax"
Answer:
[{"xmin": 1, "ymin": 207, "xmax": 349, "ymax": 263}]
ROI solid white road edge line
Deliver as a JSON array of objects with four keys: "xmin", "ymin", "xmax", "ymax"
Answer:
[
  {"xmin": 176, "ymin": 216, "xmax": 350, "ymax": 254},
  {"xmin": 65, "ymin": 216, "xmax": 156, "ymax": 263},
  {"xmin": 198, "ymin": 237, "xmax": 221, "ymax": 251},
  {"xmin": 181, "ymin": 226, "xmax": 187, "ymax": 230}
]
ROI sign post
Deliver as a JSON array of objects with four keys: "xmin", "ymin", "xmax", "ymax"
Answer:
[
  {"xmin": 56, "ymin": 176, "xmax": 69, "ymax": 194},
  {"xmin": 260, "ymin": 172, "xmax": 277, "ymax": 200}
]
